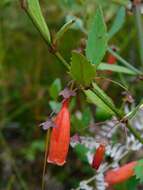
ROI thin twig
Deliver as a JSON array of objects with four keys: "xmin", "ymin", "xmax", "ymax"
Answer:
[
  {"xmin": 42, "ymin": 129, "xmax": 51, "ymax": 190},
  {"xmin": 134, "ymin": 4, "xmax": 143, "ymax": 66},
  {"xmin": 55, "ymin": 51, "xmax": 70, "ymax": 70}
]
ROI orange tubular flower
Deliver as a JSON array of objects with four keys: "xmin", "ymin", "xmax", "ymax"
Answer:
[
  {"xmin": 47, "ymin": 99, "xmax": 70, "ymax": 166},
  {"xmin": 105, "ymin": 161, "xmax": 137, "ymax": 185},
  {"xmin": 92, "ymin": 144, "xmax": 105, "ymax": 170}
]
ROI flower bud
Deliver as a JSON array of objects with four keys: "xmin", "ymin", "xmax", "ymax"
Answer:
[{"xmin": 92, "ymin": 144, "xmax": 105, "ymax": 170}]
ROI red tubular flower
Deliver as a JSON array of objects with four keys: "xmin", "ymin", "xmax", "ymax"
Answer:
[
  {"xmin": 92, "ymin": 144, "xmax": 105, "ymax": 170},
  {"xmin": 47, "ymin": 99, "xmax": 70, "ymax": 166},
  {"xmin": 107, "ymin": 53, "xmax": 117, "ymax": 65},
  {"xmin": 105, "ymin": 161, "xmax": 137, "ymax": 185}
]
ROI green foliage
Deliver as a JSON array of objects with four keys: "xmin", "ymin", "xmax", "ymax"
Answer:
[
  {"xmin": 108, "ymin": 6, "xmax": 126, "ymax": 39},
  {"xmin": 48, "ymin": 79, "xmax": 62, "ymax": 112},
  {"xmin": 74, "ymin": 144, "xmax": 88, "ymax": 163},
  {"xmin": 49, "ymin": 101, "xmax": 61, "ymax": 113},
  {"xmin": 92, "ymin": 82, "xmax": 120, "ymax": 116},
  {"xmin": 134, "ymin": 159, "xmax": 143, "ymax": 183},
  {"xmin": 54, "ymin": 19, "xmax": 75, "ymax": 43},
  {"xmin": 71, "ymin": 107, "xmax": 92, "ymax": 133},
  {"xmin": 126, "ymin": 100, "xmax": 143, "ymax": 120},
  {"xmin": 86, "ymin": 6, "xmax": 108, "ymax": 66},
  {"xmin": 107, "ymin": 47, "xmax": 142, "ymax": 75},
  {"xmin": 22, "ymin": 140, "xmax": 44, "ymax": 161},
  {"xmin": 70, "ymin": 52, "xmax": 96, "ymax": 86},
  {"xmin": 84, "ymin": 89, "xmax": 114, "ymax": 115},
  {"xmin": 82, "ymin": 107, "xmax": 92, "ymax": 127},
  {"xmin": 115, "ymin": 177, "xmax": 138, "ymax": 190},
  {"xmin": 26, "ymin": 0, "xmax": 51, "ymax": 44},
  {"xmin": 92, "ymin": 82, "xmax": 115, "ymax": 107},
  {"xmin": 97, "ymin": 63, "xmax": 137, "ymax": 75},
  {"xmin": 66, "ymin": 15, "xmax": 85, "ymax": 31},
  {"xmin": 49, "ymin": 78, "xmax": 62, "ymax": 100},
  {"xmin": 95, "ymin": 107, "xmax": 112, "ymax": 120}
]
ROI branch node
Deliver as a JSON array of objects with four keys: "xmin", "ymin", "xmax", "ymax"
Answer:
[{"xmin": 21, "ymin": 0, "xmax": 28, "ymax": 10}]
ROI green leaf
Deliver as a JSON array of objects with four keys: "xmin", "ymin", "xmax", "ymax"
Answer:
[
  {"xmin": 66, "ymin": 15, "xmax": 85, "ymax": 32},
  {"xmin": 125, "ymin": 177, "xmax": 138, "ymax": 190},
  {"xmin": 49, "ymin": 101, "xmax": 61, "ymax": 113},
  {"xmin": 92, "ymin": 82, "xmax": 121, "ymax": 116},
  {"xmin": 115, "ymin": 177, "xmax": 138, "ymax": 190},
  {"xmin": 92, "ymin": 82, "xmax": 115, "ymax": 108},
  {"xmin": 134, "ymin": 159, "xmax": 143, "ymax": 183},
  {"xmin": 54, "ymin": 19, "xmax": 75, "ymax": 43},
  {"xmin": 97, "ymin": 63, "xmax": 137, "ymax": 75},
  {"xmin": 125, "ymin": 100, "xmax": 143, "ymax": 120},
  {"xmin": 70, "ymin": 52, "xmax": 96, "ymax": 86},
  {"xmin": 49, "ymin": 79, "xmax": 61, "ymax": 100},
  {"xmin": 84, "ymin": 89, "xmax": 114, "ymax": 115},
  {"xmin": 108, "ymin": 6, "xmax": 126, "ymax": 39},
  {"xmin": 86, "ymin": 6, "xmax": 108, "ymax": 66},
  {"xmin": 26, "ymin": 0, "xmax": 51, "ymax": 44},
  {"xmin": 74, "ymin": 144, "xmax": 88, "ymax": 163},
  {"xmin": 82, "ymin": 107, "xmax": 92, "ymax": 128},
  {"xmin": 96, "ymin": 107, "xmax": 112, "ymax": 120}
]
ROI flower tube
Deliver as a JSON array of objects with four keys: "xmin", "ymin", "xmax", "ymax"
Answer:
[{"xmin": 47, "ymin": 99, "xmax": 70, "ymax": 166}]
